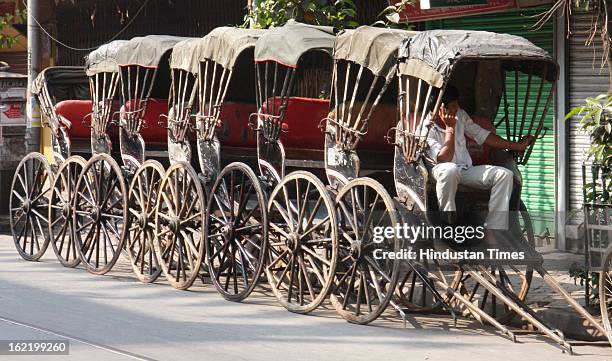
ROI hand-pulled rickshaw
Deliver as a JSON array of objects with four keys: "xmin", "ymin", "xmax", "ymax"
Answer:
[
  {"xmin": 333, "ymin": 29, "xmax": 606, "ymax": 353},
  {"xmin": 251, "ymin": 21, "xmax": 344, "ymax": 314},
  {"xmin": 323, "ymin": 26, "xmax": 494, "ymax": 327},
  {"xmin": 74, "ymin": 36, "xmax": 185, "ymax": 275},
  {"xmin": 10, "ymin": 67, "xmax": 89, "ymax": 264},
  {"xmin": 155, "ymin": 28, "xmax": 267, "ymax": 291}
]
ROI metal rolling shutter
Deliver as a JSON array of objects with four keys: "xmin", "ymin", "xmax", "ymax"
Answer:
[
  {"xmin": 1, "ymin": 52, "xmax": 27, "ymax": 75},
  {"xmin": 567, "ymin": 12, "xmax": 609, "ymax": 212},
  {"xmin": 428, "ymin": 7, "xmax": 556, "ymax": 233}
]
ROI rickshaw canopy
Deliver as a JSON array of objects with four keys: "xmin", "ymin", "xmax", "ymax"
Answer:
[
  {"xmin": 85, "ymin": 40, "xmax": 128, "ymax": 76},
  {"xmin": 398, "ymin": 30, "xmax": 559, "ymax": 88},
  {"xmin": 115, "ymin": 35, "xmax": 190, "ymax": 68},
  {"xmin": 254, "ymin": 20, "xmax": 335, "ymax": 68},
  {"xmin": 170, "ymin": 27, "xmax": 265, "ymax": 74},
  {"xmin": 31, "ymin": 66, "xmax": 89, "ymax": 101},
  {"xmin": 334, "ymin": 26, "xmax": 417, "ymax": 80}
]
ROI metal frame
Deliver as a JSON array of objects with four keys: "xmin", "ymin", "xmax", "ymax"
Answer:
[
  {"xmin": 253, "ymin": 60, "xmax": 297, "ymax": 184},
  {"xmin": 37, "ymin": 72, "xmax": 73, "ymax": 164},
  {"xmin": 323, "ymin": 59, "xmax": 395, "ymax": 189},
  {"xmin": 117, "ymin": 64, "xmax": 159, "ymax": 171},
  {"xmin": 166, "ymin": 67, "xmax": 198, "ymax": 165},
  {"xmin": 88, "ymin": 71, "xmax": 120, "ymax": 156}
]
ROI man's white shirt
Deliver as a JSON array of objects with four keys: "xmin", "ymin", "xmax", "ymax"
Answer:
[{"xmin": 422, "ymin": 108, "xmax": 491, "ymax": 168}]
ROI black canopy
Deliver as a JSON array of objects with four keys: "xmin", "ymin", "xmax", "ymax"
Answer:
[
  {"xmin": 31, "ymin": 66, "xmax": 89, "ymax": 102},
  {"xmin": 398, "ymin": 30, "xmax": 559, "ymax": 87}
]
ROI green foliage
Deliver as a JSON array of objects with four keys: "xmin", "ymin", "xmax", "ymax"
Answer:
[
  {"xmin": 566, "ymin": 93, "xmax": 612, "ymax": 201},
  {"xmin": 569, "ymin": 262, "xmax": 600, "ymax": 305},
  {"xmin": 0, "ymin": 8, "xmax": 25, "ymax": 49},
  {"xmin": 244, "ymin": 0, "xmax": 358, "ymax": 29},
  {"xmin": 372, "ymin": 0, "xmax": 414, "ymax": 29}
]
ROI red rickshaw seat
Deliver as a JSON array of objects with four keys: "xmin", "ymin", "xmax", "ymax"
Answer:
[
  {"xmin": 465, "ymin": 115, "xmax": 495, "ymax": 166},
  {"xmin": 55, "ymin": 100, "xmax": 93, "ymax": 139},
  {"xmin": 121, "ymin": 99, "xmax": 168, "ymax": 144},
  {"xmin": 258, "ymin": 97, "xmax": 396, "ymax": 151}
]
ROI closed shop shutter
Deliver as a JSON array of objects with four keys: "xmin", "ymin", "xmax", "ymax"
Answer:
[
  {"xmin": 567, "ymin": 12, "xmax": 609, "ymax": 212},
  {"xmin": 427, "ymin": 7, "xmax": 555, "ymax": 234},
  {"xmin": 1, "ymin": 52, "xmax": 27, "ymax": 75}
]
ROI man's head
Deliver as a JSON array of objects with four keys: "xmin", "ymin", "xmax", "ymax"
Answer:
[
  {"xmin": 441, "ymin": 85, "xmax": 460, "ymax": 113},
  {"xmin": 427, "ymin": 85, "xmax": 461, "ymax": 114}
]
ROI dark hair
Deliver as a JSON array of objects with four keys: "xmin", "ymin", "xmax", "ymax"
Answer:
[
  {"xmin": 425, "ymin": 85, "xmax": 460, "ymax": 112},
  {"xmin": 441, "ymin": 85, "xmax": 459, "ymax": 104}
]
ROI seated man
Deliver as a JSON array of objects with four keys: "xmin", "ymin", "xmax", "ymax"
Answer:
[{"xmin": 423, "ymin": 86, "xmax": 532, "ymax": 238}]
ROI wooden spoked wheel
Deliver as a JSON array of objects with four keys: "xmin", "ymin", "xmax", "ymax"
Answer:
[
  {"xmin": 10, "ymin": 152, "xmax": 53, "ymax": 261},
  {"xmin": 48, "ymin": 155, "xmax": 86, "ymax": 267},
  {"xmin": 266, "ymin": 171, "xmax": 338, "ymax": 314},
  {"xmin": 205, "ymin": 162, "xmax": 268, "ymax": 301},
  {"xmin": 452, "ymin": 201, "xmax": 534, "ymax": 324},
  {"xmin": 73, "ymin": 154, "xmax": 128, "ymax": 275},
  {"xmin": 154, "ymin": 162, "xmax": 206, "ymax": 290},
  {"xmin": 331, "ymin": 178, "xmax": 400, "ymax": 324},
  {"xmin": 599, "ymin": 244, "xmax": 612, "ymax": 346},
  {"xmin": 126, "ymin": 160, "xmax": 165, "ymax": 283}
]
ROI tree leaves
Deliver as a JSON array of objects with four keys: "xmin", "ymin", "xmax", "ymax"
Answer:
[
  {"xmin": 244, "ymin": 0, "xmax": 358, "ymax": 30},
  {"xmin": 568, "ymin": 94, "xmax": 611, "ymax": 191}
]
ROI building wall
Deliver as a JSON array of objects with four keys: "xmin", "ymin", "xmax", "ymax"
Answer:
[
  {"xmin": 562, "ymin": 12, "xmax": 610, "ymax": 251},
  {"xmin": 55, "ymin": 0, "xmax": 248, "ymax": 66}
]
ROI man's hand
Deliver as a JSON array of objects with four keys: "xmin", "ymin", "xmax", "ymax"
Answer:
[
  {"xmin": 515, "ymin": 135, "xmax": 534, "ymax": 152},
  {"xmin": 484, "ymin": 133, "xmax": 535, "ymax": 152},
  {"xmin": 438, "ymin": 103, "xmax": 457, "ymax": 128}
]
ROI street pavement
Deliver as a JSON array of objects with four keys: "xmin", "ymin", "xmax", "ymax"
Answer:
[{"xmin": 0, "ymin": 233, "xmax": 610, "ymax": 361}]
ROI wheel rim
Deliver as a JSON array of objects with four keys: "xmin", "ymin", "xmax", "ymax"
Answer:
[
  {"xmin": 266, "ymin": 171, "xmax": 337, "ymax": 314},
  {"xmin": 599, "ymin": 245, "xmax": 612, "ymax": 346},
  {"xmin": 154, "ymin": 162, "xmax": 205, "ymax": 290},
  {"xmin": 10, "ymin": 153, "xmax": 52, "ymax": 261},
  {"xmin": 452, "ymin": 201, "xmax": 534, "ymax": 324},
  {"xmin": 205, "ymin": 163, "xmax": 268, "ymax": 301},
  {"xmin": 73, "ymin": 154, "xmax": 127, "ymax": 274},
  {"xmin": 49, "ymin": 156, "xmax": 85, "ymax": 268},
  {"xmin": 126, "ymin": 160, "xmax": 164, "ymax": 283},
  {"xmin": 331, "ymin": 178, "xmax": 400, "ymax": 324}
]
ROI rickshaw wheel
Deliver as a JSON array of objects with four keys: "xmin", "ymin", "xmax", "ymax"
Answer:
[
  {"xmin": 266, "ymin": 171, "xmax": 338, "ymax": 314},
  {"xmin": 599, "ymin": 244, "xmax": 612, "ymax": 346},
  {"xmin": 9, "ymin": 152, "xmax": 53, "ymax": 261},
  {"xmin": 451, "ymin": 200, "xmax": 534, "ymax": 324},
  {"xmin": 154, "ymin": 162, "xmax": 206, "ymax": 290},
  {"xmin": 126, "ymin": 160, "xmax": 165, "ymax": 283},
  {"xmin": 205, "ymin": 162, "xmax": 268, "ymax": 302},
  {"xmin": 330, "ymin": 177, "xmax": 400, "ymax": 324},
  {"xmin": 48, "ymin": 155, "xmax": 86, "ymax": 268},
  {"xmin": 73, "ymin": 154, "xmax": 128, "ymax": 275}
]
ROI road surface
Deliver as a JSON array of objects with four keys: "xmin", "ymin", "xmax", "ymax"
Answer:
[{"xmin": 0, "ymin": 233, "xmax": 609, "ymax": 361}]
